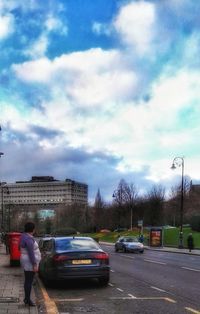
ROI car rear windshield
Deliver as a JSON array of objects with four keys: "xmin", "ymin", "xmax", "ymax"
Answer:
[
  {"xmin": 124, "ymin": 237, "xmax": 138, "ymax": 242},
  {"xmin": 55, "ymin": 238, "xmax": 100, "ymax": 251}
]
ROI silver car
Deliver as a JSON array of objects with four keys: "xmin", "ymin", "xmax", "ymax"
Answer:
[{"xmin": 115, "ymin": 236, "xmax": 144, "ymax": 253}]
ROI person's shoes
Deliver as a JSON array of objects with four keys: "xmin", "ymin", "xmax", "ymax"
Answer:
[
  {"xmin": 23, "ymin": 298, "xmax": 28, "ymax": 305},
  {"xmin": 28, "ymin": 300, "xmax": 36, "ymax": 307},
  {"xmin": 23, "ymin": 299, "xmax": 36, "ymax": 306}
]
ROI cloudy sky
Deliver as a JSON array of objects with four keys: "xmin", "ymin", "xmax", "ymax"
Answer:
[{"xmin": 0, "ymin": 0, "xmax": 200, "ymax": 203}]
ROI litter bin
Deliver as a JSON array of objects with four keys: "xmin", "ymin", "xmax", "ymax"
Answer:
[{"xmin": 8, "ymin": 232, "xmax": 21, "ymax": 266}]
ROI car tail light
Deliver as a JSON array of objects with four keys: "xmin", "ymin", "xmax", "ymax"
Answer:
[
  {"xmin": 92, "ymin": 252, "xmax": 109, "ymax": 264},
  {"xmin": 53, "ymin": 254, "xmax": 69, "ymax": 262}
]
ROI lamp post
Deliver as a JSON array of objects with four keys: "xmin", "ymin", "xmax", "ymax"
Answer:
[{"xmin": 171, "ymin": 157, "xmax": 184, "ymax": 249}]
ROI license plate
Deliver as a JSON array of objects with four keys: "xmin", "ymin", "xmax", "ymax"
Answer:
[{"xmin": 72, "ymin": 259, "xmax": 92, "ymax": 265}]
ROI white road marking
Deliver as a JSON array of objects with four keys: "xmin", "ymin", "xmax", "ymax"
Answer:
[
  {"xmin": 116, "ymin": 288, "xmax": 124, "ymax": 292},
  {"xmin": 128, "ymin": 294, "xmax": 137, "ymax": 299},
  {"xmin": 108, "ymin": 283, "xmax": 114, "ymax": 287},
  {"xmin": 110, "ymin": 297, "xmax": 134, "ymax": 300},
  {"xmin": 164, "ymin": 298, "xmax": 177, "ymax": 304},
  {"xmin": 110, "ymin": 269, "xmax": 115, "ymax": 273},
  {"xmin": 109, "ymin": 296, "xmax": 176, "ymax": 303},
  {"xmin": 181, "ymin": 267, "xmax": 200, "ymax": 272},
  {"xmin": 185, "ymin": 307, "xmax": 200, "ymax": 313},
  {"xmin": 151, "ymin": 286, "xmax": 166, "ymax": 293},
  {"xmin": 144, "ymin": 259, "xmax": 166, "ymax": 265}
]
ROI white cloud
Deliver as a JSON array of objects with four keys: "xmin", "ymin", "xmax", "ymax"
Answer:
[
  {"xmin": 0, "ymin": 0, "xmax": 41, "ymax": 13},
  {"xmin": 1, "ymin": 102, "xmax": 29, "ymax": 133},
  {"xmin": 45, "ymin": 14, "xmax": 68, "ymax": 34},
  {"xmin": 0, "ymin": 13, "xmax": 14, "ymax": 39},
  {"xmin": 24, "ymin": 34, "xmax": 49, "ymax": 59},
  {"xmin": 12, "ymin": 58, "xmax": 52, "ymax": 82},
  {"xmin": 92, "ymin": 22, "xmax": 110, "ymax": 36},
  {"xmin": 13, "ymin": 48, "xmax": 138, "ymax": 106},
  {"xmin": 7, "ymin": 0, "xmax": 200, "ymax": 189},
  {"xmin": 12, "ymin": 49, "xmax": 200, "ymax": 164},
  {"xmin": 114, "ymin": 1, "xmax": 156, "ymax": 54}
]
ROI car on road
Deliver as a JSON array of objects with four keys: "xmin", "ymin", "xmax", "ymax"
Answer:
[
  {"xmin": 39, "ymin": 236, "xmax": 110, "ymax": 286},
  {"xmin": 115, "ymin": 236, "xmax": 144, "ymax": 253}
]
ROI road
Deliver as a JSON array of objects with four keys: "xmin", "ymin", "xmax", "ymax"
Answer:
[{"xmin": 43, "ymin": 244, "xmax": 200, "ymax": 314}]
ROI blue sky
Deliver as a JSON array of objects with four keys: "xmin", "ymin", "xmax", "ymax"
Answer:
[{"xmin": 1, "ymin": 0, "xmax": 200, "ymax": 203}]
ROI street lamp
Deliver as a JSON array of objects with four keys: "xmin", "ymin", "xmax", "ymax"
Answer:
[{"xmin": 171, "ymin": 157, "xmax": 184, "ymax": 249}]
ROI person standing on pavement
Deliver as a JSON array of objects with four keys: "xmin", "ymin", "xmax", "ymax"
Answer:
[
  {"xmin": 19, "ymin": 222, "xmax": 41, "ymax": 307},
  {"xmin": 187, "ymin": 233, "xmax": 194, "ymax": 252}
]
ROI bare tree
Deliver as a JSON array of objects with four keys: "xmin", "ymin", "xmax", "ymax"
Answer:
[
  {"xmin": 112, "ymin": 179, "xmax": 139, "ymax": 229},
  {"xmin": 122, "ymin": 182, "xmax": 138, "ymax": 230},
  {"xmin": 93, "ymin": 189, "xmax": 105, "ymax": 231},
  {"xmin": 145, "ymin": 185, "xmax": 165, "ymax": 226}
]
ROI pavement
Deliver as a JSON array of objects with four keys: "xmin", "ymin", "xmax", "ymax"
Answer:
[
  {"xmin": 0, "ymin": 241, "xmax": 199, "ymax": 314},
  {"xmin": 145, "ymin": 245, "xmax": 200, "ymax": 255}
]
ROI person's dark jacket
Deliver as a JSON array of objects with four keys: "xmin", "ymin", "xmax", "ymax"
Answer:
[{"xmin": 187, "ymin": 234, "xmax": 194, "ymax": 250}]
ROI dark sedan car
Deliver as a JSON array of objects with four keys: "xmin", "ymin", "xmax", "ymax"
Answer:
[
  {"xmin": 115, "ymin": 236, "xmax": 144, "ymax": 253},
  {"xmin": 39, "ymin": 236, "xmax": 110, "ymax": 286}
]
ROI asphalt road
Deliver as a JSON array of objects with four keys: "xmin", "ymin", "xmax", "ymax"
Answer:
[{"xmin": 44, "ymin": 244, "xmax": 200, "ymax": 314}]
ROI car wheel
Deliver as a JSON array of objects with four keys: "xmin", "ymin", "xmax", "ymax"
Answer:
[
  {"xmin": 99, "ymin": 276, "xmax": 109, "ymax": 286},
  {"xmin": 115, "ymin": 246, "xmax": 118, "ymax": 252},
  {"xmin": 140, "ymin": 250, "xmax": 144, "ymax": 254}
]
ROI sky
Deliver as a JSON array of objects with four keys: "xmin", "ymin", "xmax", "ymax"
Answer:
[{"xmin": 0, "ymin": 0, "xmax": 200, "ymax": 204}]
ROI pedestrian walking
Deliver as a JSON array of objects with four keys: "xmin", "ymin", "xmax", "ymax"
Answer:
[
  {"xmin": 187, "ymin": 233, "xmax": 194, "ymax": 252},
  {"xmin": 139, "ymin": 234, "xmax": 144, "ymax": 243},
  {"xmin": 19, "ymin": 222, "xmax": 41, "ymax": 307}
]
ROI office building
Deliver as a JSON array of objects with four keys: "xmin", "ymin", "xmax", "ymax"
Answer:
[{"xmin": 0, "ymin": 176, "xmax": 88, "ymax": 228}]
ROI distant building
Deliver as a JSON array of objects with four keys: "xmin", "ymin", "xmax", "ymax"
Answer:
[{"xmin": 0, "ymin": 176, "xmax": 88, "ymax": 228}]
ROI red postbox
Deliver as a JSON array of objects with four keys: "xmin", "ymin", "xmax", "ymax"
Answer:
[{"xmin": 8, "ymin": 232, "xmax": 21, "ymax": 266}]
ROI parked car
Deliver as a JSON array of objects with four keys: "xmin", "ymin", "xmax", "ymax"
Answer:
[
  {"xmin": 115, "ymin": 236, "xmax": 144, "ymax": 253},
  {"xmin": 39, "ymin": 236, "xmax": 110, "ymax": 286}
]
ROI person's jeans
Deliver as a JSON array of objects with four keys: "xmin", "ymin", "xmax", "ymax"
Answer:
[{"xmin": 24, "ymin": 271, "xmax": 35, "ymax": 302}]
